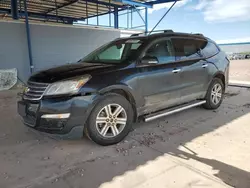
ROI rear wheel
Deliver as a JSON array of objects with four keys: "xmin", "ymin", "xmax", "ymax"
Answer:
[
  {"xmin": 203, "ymin": 78, "xmax": 224, "ymax": 109},
  {"xmin": 84, "ymin": 94, "xmax": 133, "ymax": 146}
]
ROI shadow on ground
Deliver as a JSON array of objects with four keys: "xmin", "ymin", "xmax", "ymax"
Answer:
[{"xmin": 167, "ymin": 148, "xmax": 250, "ymax": 188}]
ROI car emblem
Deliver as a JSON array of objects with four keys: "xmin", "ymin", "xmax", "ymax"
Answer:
[{"xmin": 24, "ymin": 87, "xmax": 30, "ymax": 93}]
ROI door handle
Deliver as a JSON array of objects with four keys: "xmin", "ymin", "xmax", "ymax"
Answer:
[
  {"xmin": 202, "ymin": 64, "xmax": 208, "ymax": 68},
  {"xmin": 172, "ymin": 68, "xmax": 181, "ymax": 73}
]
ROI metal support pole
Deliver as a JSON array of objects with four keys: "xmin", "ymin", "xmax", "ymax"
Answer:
[
  {"xmin": 23, "ymin": 0, "xmax": 34, "ymax": 73},
  {"xmin": 86, "ymin": 1, "xmax": 88, "ymax": 24},
  {"xmin": 109, "ymin": 0, "xmax": 111, "ymax": 27},
  {"xmin": 145, "ymin": 7, "xmax": 148, "ymax": 33},
  {"xmin": 131, "ymin": 7, "xmax": 133, "ymax": 28},
  {"xmin": 96, "ymin": 1, "xmax": 99, "ymax": 25},
  {"xmin": 114, "ymin": 7, "xmax": 118, "ymax": 29},
  {"xmin": 11, "ymin": 0, "xmax": 18, "ymax": 19},
  {"xmin": 149, "ymin": 0, "xmax": 176, "ymax": 34},
  {"xmin": 127, "ymin": 9, "xmax": 129, "ymax": 29}
]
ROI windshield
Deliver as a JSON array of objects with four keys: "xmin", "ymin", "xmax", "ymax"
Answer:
[{"xmin": 82, "ymin": 39, "xmax": 144, "ymax": 64}]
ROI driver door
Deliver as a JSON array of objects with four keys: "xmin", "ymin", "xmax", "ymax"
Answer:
[{"xmin": 137, "ymin": 38, "xmax": 183, "ymax": 114}]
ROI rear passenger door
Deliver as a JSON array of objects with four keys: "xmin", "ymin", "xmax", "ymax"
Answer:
[{"xmin": 171, "ymin": 38, "xmax": 210, "ymax": 103}]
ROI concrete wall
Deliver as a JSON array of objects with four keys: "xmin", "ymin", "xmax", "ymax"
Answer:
[
  {"xmin": 219, "ymin": 43, "xmax": 250, "ymax": 54},
  {"xmin": 120, "ymin": 30, "xmax": 141, "ymax": 38},
  {"xmin": 0, "ymin": 21, "xmax": 30, "ymax": 82},
  {"xmin": 0, "ymin": 21, "xmax": 120, "ymax": 81}
]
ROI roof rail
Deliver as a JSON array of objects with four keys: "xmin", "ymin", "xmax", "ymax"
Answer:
[
  {"xmin": 131, "ymin": 33, "xmax": 141, "ymax": 37},
  {"xmin": 193, "ymin": 33, "xmax": 204, "ymax": 37},
  {"xmin": 130, "ymin": 29, "xmax": 174, "ymax": 37},
  {"xmin": 163, "ymin": 30, "xmax": 174, "ymax": 33}
]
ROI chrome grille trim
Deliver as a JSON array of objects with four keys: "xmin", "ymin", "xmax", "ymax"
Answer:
[
  {"xmin": 23, "ymin": 81, "xmax": 49, "ymax": 101},
  {"xmin": 26, "ymin": 86, "xmax": 47, "ymax": 89}
]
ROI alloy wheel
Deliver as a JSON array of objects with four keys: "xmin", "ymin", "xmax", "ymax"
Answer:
[
  {"xmin": 211, "ymin": 83, "xmax": 222, "ymax": 105},
  {"xmin": 95, "ymin": 104, "xmax": 127, "ymax": 138}
]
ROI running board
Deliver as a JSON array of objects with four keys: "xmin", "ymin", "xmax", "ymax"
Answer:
[{"xmin": 144, "ymin": 100, "xmax": 206, "ymax": 122}]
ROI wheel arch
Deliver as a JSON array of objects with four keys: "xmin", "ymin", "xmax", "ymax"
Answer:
[
  {"xmin": 213, "ymin": 71, "xmax": 225, "ymax": 90},
  {"xmin": 99, "ymin": 85, "xmax": 141, "ymax": 121}
]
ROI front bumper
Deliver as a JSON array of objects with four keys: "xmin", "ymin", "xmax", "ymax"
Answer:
[{"xmin": 18, "ymin": 94, "xmax": 99, "ymax": 137}]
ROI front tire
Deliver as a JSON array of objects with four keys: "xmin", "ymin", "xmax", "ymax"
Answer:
[
  {"xmin": 203, "ymin": 78, "xmax": 224, "ymax": 109},
  {"xmin": 84, "ymin": 94, "xmax": 134, "ymax": 146}
]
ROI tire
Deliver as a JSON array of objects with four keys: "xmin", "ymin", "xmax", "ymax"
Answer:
[
  {"xmin": 84, "ymin": 93, "xmax": 134, "ymax": 146},
  {"xmin": 203, "ymin": 78, "xmax": 224, "ymax": 110}
]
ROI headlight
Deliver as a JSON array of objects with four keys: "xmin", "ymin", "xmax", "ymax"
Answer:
[{"xmin": 44, "ymin": 75, "xmax": 91, "ymax": 96}]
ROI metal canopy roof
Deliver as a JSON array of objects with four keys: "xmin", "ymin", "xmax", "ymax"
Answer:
[
  {"xmin": 0, "ymin": 0, "xmax": 179, "ymax": 78},
  {"xmin": 0, "ymin": 0, "xmax": 179, "ymax": 24}
]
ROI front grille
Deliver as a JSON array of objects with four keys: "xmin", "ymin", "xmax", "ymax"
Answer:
[{"xmin": 23, "ymin": 81, "xmax": 49, "ymax": 101}]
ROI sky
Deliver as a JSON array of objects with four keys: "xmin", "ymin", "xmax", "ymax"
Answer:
[
  {"xmin": 83, "ymin": 0, "xmax": 250, "ymax": 43},
  {"xmin": 145, "ymin": 0, "xmax": 250, "ymax": 42}
]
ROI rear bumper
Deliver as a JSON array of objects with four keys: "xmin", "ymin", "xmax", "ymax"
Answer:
[{"xmin": 18, "ymin": 94, "xmax": 99, "ymax": 136}]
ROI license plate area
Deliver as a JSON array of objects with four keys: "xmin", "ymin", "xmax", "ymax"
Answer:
[
  {"xmin": 18, "ymin": 101, "xmax": 27, "ymax": 117},
  {"xmin": 27, "ymin": 103, "xmax": 39, "ymax": 116},
  {"xmin": 18, "ymin": 101, "xmax": 39, "ymax": 127}
]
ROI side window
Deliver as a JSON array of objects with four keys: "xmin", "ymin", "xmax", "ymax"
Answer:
[
  {"xmin": 172, "ymin": 38, "xmax": 207, "ymax": 60},
  {"xmin": 121, "ymin": 42, "xmax": 142, "ymax": 59},
  {"xmin": 131, "ymin": 43, "xmax": 141, "ymax": 49},
  {"xmin": 202, "ymin": 42, "xmax": 220, "ymax": 57},
  {"xmin": 145, "ymin": 40, "xmax": 175, "ymax": 64}
]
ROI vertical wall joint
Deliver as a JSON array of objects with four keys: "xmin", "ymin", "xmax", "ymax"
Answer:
[{"xmin": 23, "ymin": 0, "xmax": 34, "ymax": 74}]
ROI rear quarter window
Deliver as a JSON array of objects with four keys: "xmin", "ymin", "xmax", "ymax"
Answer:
[
  {"xmin": 202, "ymin": 42, "xmax": 220, "ymax": 58},
  {"xmin": 171, "ymin": 38, "xmax": 207, "ymax": 60}
]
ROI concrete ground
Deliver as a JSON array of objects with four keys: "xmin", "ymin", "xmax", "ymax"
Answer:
[
  {"xmin": 229, "ymin": 60, "xmax": 250, "ymax": 82},
  {"xmin": 0, "ymin": 60, "xmax": 250, "ymax": 188}
]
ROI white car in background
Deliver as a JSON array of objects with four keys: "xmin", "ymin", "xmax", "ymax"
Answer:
[
  {"xmin": 232, "ymin": 53, "xmax": 245, "ymax": 60},
  {"xmin": 226, "ymin": 53, "xmax": 234, "ymax": 60}
]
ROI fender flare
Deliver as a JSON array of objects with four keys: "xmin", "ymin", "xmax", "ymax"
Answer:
[
  {"xmin": 206, "ymin": 71, "xmax": 226, "ymax": 93},
  {"xmin": 98, "ymin": 84, "xmax": 145, "ymax": 109}
]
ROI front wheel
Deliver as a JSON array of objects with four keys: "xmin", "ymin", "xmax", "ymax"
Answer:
[
  {"xmin": 203, "ymin": 78, "xmax": 224, "ymax": 109},
  {"xmin": 84, "ymin": 94, "xmax": 134, "ymax": 146}
]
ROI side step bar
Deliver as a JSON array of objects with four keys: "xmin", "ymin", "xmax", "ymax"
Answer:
[{"xmin": 144, "ymin": 100, "xmax": 206, "ymax": 122}]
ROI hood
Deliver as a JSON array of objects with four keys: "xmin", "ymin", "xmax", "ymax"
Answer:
[{"xmin": 30, "ymin": 62, "xmax": 128, "ymax": 83}]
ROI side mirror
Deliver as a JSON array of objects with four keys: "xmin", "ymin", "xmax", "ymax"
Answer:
[{"xmin": 140, "ymin": 56, "xmax": 159, "ymax": 65}]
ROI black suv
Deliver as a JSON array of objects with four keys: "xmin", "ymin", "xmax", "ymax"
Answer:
[{"xmin": 18, "ymin": 30, "xmax": 229, "ymax": 145}]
